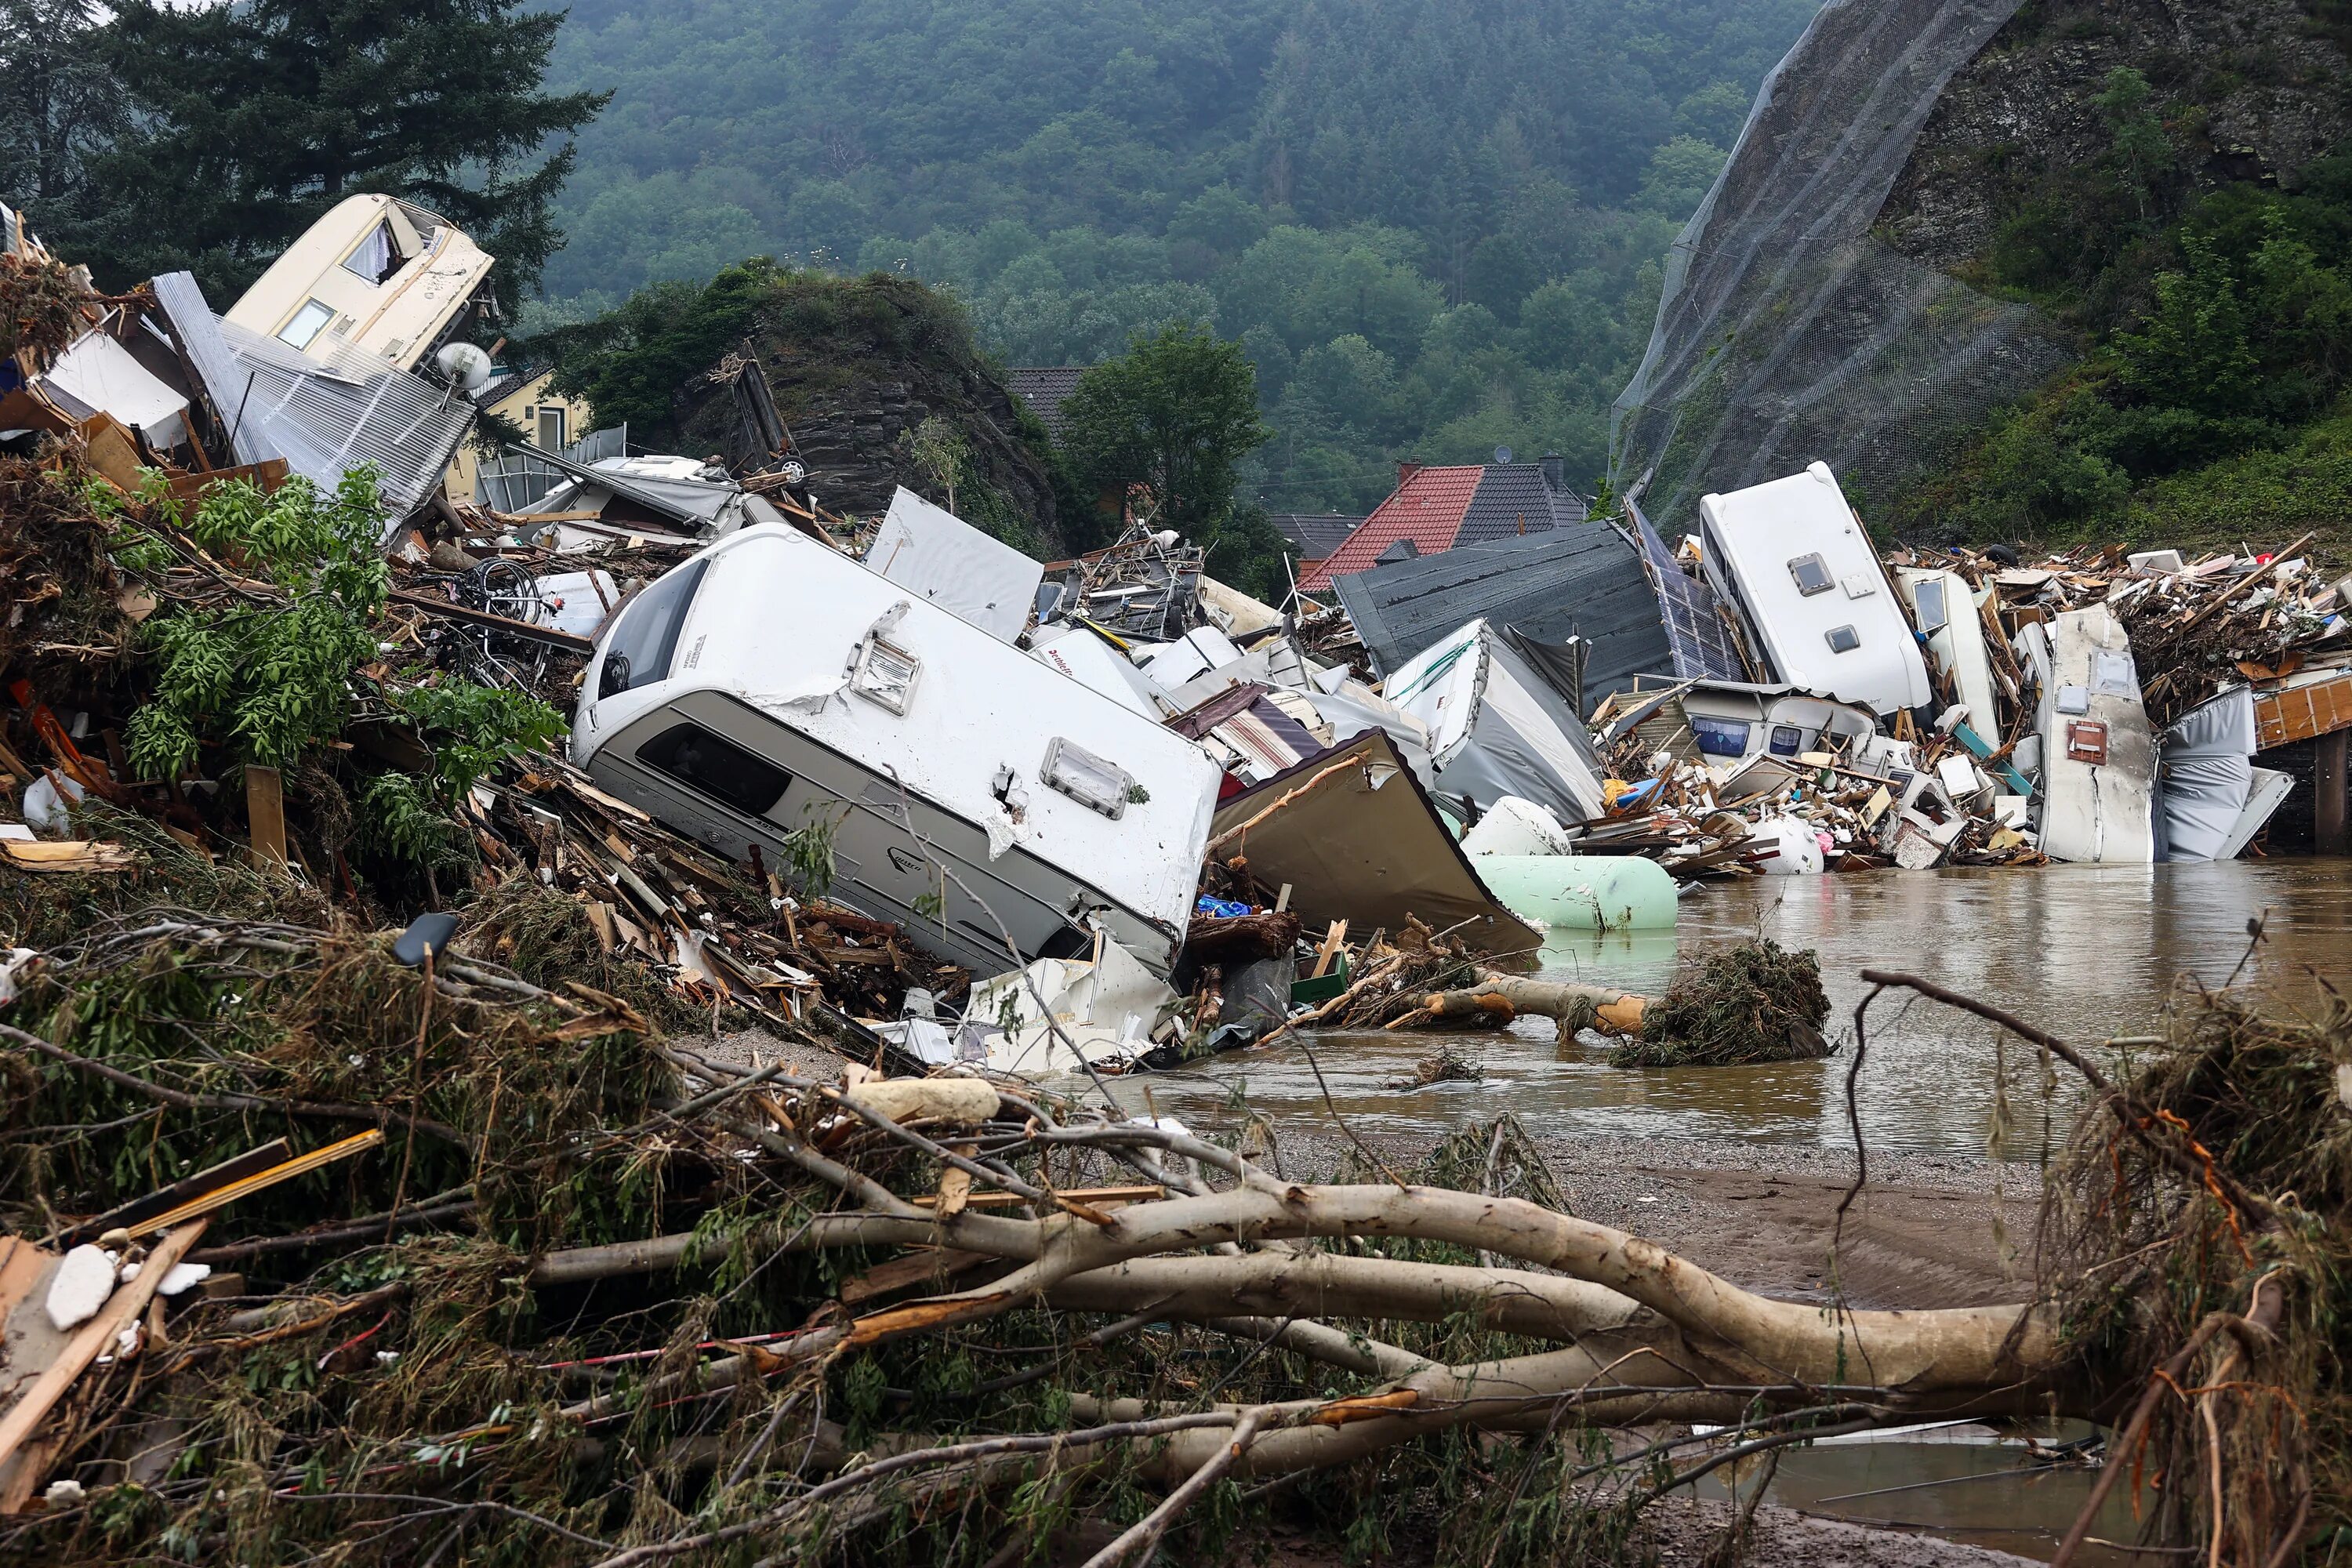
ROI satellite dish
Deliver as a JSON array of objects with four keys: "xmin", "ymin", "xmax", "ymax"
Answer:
[
  {"xmin": 434, "ymin": 341, "xmax": 495, "ymax": 396},
  {"xmin": 1494, "ymin": 445, "xmax": 1514, "ymax": 465}
]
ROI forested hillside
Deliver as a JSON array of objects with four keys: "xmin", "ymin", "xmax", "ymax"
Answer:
[{"xmin": 537, "ymin": 0, "xmax": 1819, "ymax": 512}]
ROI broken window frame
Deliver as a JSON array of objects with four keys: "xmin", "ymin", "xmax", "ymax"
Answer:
[
  {"xmin": 597, "ymin": 560, "xmax": 708, "ymax": 700},
  {"xmin": 1911, "ymin": 576, "xmax": 1948, "ymax": 632},
  {"xmin": 851, "ymin": 638, "xmax": 922, "ymax": 715}
]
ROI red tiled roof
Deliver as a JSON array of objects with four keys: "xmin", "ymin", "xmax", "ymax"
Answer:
[{"xmin": 1298, "ymin": 466, "xmax": 1481, "ymax": 590}]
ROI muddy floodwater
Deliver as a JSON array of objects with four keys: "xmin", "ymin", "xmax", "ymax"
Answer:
[{"xmin": 1124, "ymin": 858, "xmax": 2352, "ymax": 1160}]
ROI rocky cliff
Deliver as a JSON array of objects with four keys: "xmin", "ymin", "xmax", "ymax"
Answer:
[{"xmin": 1881, "ymin": 0, "xmax": 2352, "ymax": 274}]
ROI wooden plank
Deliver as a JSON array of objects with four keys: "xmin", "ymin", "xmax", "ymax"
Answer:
[
  {"xmin": 1310, "ymin": 920, "xmax": 1348, "ymax": 979},
  {"xmin": 2255, "ymin": 673, "xmax": 2352, "ymax": 749},
  {"xmin": 837, "ymin": 1247, "xmax": 995, "ymax": 1306},
  {"xmin": 56, "ymin": 1140, "xmax": 291, "ymax": 1248},
  {"xmin": 245, "ymin": 764, "xmax": 287, "ymax": 867},
  {"xmin": 387, "ymin": 589, "xmax": 597, "ymax": 655},
  {"xmin": 0, "ymin": 1220, "xmax": 208, "ymax": 1508},
  {"xmin": 162, "ymin": 459, "xmax": 289, "ymax": 503},
  {"xmin": 2319, "ymin": 731, "xmax": 2350, "ymax": 858},
  {"xmin": 0, "ymin": 841, "xmax": 135, "ymax": 873}
]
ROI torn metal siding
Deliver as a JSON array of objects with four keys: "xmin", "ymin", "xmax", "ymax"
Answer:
[{"xmin": 150, "ymin": 270, "xmax": 472, "ymax": 524}]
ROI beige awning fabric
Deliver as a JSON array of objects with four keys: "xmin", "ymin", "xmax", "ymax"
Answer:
[{"xmin": 1209, "ymin": 729, "xmax": 1541, "ymax": 967}]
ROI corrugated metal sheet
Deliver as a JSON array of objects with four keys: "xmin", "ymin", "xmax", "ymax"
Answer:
[
  {"xmin": 1298, "ymin": 466, "xmax": 1480, "ymax": 590},
  {"xmin": 1330, "ymin": 525, "xmax": 1675, "ymax": 709},
  {"xmin": 150, "ymin": 270, "xmax": 473, "ymax": 526}
]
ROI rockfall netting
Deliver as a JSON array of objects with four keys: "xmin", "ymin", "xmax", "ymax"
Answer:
[{"xmin": 1609, "ymin": 0, "xmax": 2073, "ymax": 532}]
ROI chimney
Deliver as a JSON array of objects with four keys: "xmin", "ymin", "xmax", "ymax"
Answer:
[
  {"xmin": 1540, "ymin": 453, "xmax": 1565, "ymax": 492},
  {"xmin": 1396, "ymin": 458, "xmax": 1424, "ymax": 487}
]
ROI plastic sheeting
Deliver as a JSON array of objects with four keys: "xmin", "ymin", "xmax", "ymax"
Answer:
[
  {"xmin": 2158, "ymin": 688, "xmax": 2257, "ymax": 862},
  {"xmin": 36, "ymin": 332, "xmax": 188, "ymax": 448},
  {"xmin": 150, "ymin": 270, "xmax": 474, "ymax": 526},
  {"xmin": 863, "ymin": 487, "xmax": 1044, "ymax": 643},
  {"xmin": 1610, "ymin": 0, "xmax": 2071, "ymax": 534}
]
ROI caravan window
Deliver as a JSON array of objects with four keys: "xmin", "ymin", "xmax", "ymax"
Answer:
[
  {"xmin": 340, "ymin": 219, "xmax": 408, "ymax": 283},
  {"xmin": 598, "ymin": 560, "xmax": 708, "ymax": 699},
  {"xmin": 1768, "ymin": 724, "xmax": 1805, "ymax": 757},
  {"xmin": 1690, "ymin": 717, "xmax": 1751, "ymax": 758},
  {"xmin": 1788, "ymin": 554, "xmax": 1833, "ymax": 596},
  {"xmin": 1911, "ymin": 577, "xmax": 1948, "ymax": 633},
  {"xmin": 637, "ymin": 722, "xmax": 789, "ymax": 815},
  {"xmin": 1824, "ymin": 625, "xmax": 1860, "ymax": 654},
  {"xmin": 277, "ymin": 299, "xmax": 336, "ymax": 350}
]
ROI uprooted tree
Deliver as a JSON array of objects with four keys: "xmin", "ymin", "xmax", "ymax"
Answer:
[{"xmin": 0, "ymin": 843, "xmax": 2339, "ymax": 1567}]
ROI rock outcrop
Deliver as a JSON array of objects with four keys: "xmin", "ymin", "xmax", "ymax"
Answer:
[
  {"xmin": 1882, "ymin": 0, "xmax": 2352, "ymax": 271},
  {"xmin": 669, "ymin": 274, "xmax": 1070, "ymax": 556}
]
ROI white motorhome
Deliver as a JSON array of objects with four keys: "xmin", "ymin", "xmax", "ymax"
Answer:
[
  {"xmin": 572, "ymin": 526, "xmax": 1224, "ymax": 976},
  {"xmin": 226, "ymin": 194, "xmax": 494, "ymax": 372},
  {"xmin": 2034, "ymin": 603, "xmax": 2154, "ymax": 864},
  {"xmin": 1698, "ymin": 463, "xmax": 1931, "ymax": 716}
]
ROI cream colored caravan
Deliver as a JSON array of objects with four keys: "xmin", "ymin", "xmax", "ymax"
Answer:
[{"xmin": 225, "ymin": 194, "xmax": 493, "ymax": 372}]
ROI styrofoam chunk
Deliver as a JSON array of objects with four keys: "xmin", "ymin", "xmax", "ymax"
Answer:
[
  {"xmin": 158, "ymin": 1261, "xmax": 213, "ymax": 1296},
  {"xmin": 45, "ymin": 1243, "xmax": 118, "ymax": 1331}
]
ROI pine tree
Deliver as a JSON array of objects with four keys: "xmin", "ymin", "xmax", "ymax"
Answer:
[
  {"xmin": 46, "ymin": 0, "xmax": 604, "ymax": 308},
  {"xmin": 0, "ymin": 1, "xmax": 125, "ymax": 212}
]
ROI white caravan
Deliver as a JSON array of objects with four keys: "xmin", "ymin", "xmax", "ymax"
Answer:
[
  {"xmin": 572, "ymin": 526, "xmax": 1223, "ymax": 976},
  {"xmin": 1698, "ymin": 463, "xmax": 1932, "ymax": 716},
  {"xmin": 226, "ymin": 194, "xmax": 494, "ymax": 372},
  {"xmin": 2035, "ymin": 603, "xmax": 2154, "ymax": 864}
]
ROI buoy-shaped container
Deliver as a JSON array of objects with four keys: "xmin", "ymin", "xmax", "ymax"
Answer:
[
  {"xmin": 1475, "ymin": 855, "xmax": 1678, "ymax": 931},
  {"xmin": 1746, "ymin": 815, "xmax": 1824, "ymax": 876},
  {"xmin": 1460, "ymin": 795, "xmax": 1577, "ymax": 858}
]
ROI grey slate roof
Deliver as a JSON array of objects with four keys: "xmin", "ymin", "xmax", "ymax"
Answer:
[
  {"xmin": 1332, "ymin": 521, "xmax": 1675, "ymax": 714},
  {"xmin": 1454, "ymin": 463, "xmax": 1589, "ymax": 545},
  {"xmin": 1268, "ymin": 513, "xmax": 1365, "ymax": 560},
  {"xmin": 1009, "ymin": 366, "xmax": 1087, "ymax": 441}
]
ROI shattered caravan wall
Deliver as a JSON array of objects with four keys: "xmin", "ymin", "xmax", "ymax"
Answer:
[
  {"xmin": 1611, "ymin": 0, "xmax": 2352, "ymax": 535},
  {"xmin": 1610, "ymin": 0, "xmax": 2067, "ymax": 532}
]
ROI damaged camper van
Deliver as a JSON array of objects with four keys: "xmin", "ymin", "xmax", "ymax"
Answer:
[
  {"xmin": 1699, "ymin": 463, "xmax": 1932, "ymax": 717},
  {"xmin": 572, "ymin": 525, "xmax": 1224, "ymax": 976}
]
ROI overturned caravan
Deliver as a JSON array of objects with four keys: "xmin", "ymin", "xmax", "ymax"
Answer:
[{"xmin": 572, "ymin": 527, "xmax": 1223, "ymax": 976}]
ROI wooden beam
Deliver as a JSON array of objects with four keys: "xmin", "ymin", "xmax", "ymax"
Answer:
[
  {"xmin": 388, "ymin": 589, "xmax": 598, "ymax": 655},
  {"xmin": 245, "ymin": 764, "xmax": 286, "ymax": 867}
]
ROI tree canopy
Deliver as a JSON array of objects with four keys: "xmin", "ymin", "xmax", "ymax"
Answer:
[
  {"xmin": 1059, "ymin": 323, "xmax": 1270, "ymax": 542},
  {"xmin": 18, "ymin": 0, "xmax": 604, "ymax": 310}
]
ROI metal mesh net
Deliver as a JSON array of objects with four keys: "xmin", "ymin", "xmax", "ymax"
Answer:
[{"xmin": 1610, "ymin": 0, "xmax": 2074, "ymax": 534}]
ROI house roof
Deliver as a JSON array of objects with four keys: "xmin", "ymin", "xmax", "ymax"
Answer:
[
  {"xmin": 1298, "ymin": 466, "xmax": 1483, "ymax": 590},
  {"xmin": 1267, "ymin": 512, "xmax": 1365, "ymax": 561},
  {"xmin": 1330, "ymin": 524, "xmax": 1675, "ymax": 711},
  {"xmin": 1009, "ymin": 366, "xmax": 1087, "ymax": 441},
  {"xmin": 1457, "ymin": 463, "xmax": 1589, "ymax": 543}
]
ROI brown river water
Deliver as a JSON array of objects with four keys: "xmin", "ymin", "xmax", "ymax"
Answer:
[
  {"xmin": 1123, "ymin": 858, "xmax": 2352, "ymax": 1159},
  {"xmin": 1106, "ymin": 860, "xmax": 2350, "ymax": 1562}
]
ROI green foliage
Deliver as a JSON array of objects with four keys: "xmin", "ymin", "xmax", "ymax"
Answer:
[
  {"xmin": 1907, "ymin": 117, "xmax": 2352, "ymax": 546},
  {"xmin": 2093, "ymin": 66, "xmax": 2175, "ymax": 227},
  {"xmin": 540, "ymin": 256, "xmax": 784, "ymax": 435},
  {"xmin": 354, "ymin": 769, "xmax": 463, "ymax": 869},
  {"xmin": 1060, "ymin": 322, "xmax": 1270, "ymax": 543},
  {"xmin": 38, "ymin": 0, "xmax": 607, "ymax": 310},
  {"xmin": 389, "ymin": 681, "xmax": 566, "ymax": 803},
  {"xmin": 524, "ymin": 0, "xmax": 1816, "ymax": 518},
  {"xmin": 125, "ymin": 470, "xmax": 389, "ymax": 779}
]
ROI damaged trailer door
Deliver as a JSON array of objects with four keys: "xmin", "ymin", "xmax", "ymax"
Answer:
[
  {"xmin": 572, "ymin": 526, "xmax": 1222, "ymax": 977},
  {"xmin": 2036, "ymin": 603, "xmax": 2155, "ymax": 865}
]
